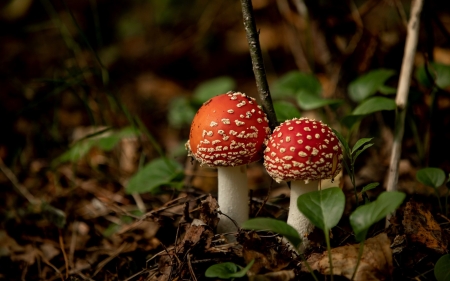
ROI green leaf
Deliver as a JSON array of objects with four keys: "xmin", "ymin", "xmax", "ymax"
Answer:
[
  {"xmin": 193, "ymin": 76, "xmax": 236, "ymax": 104},
  {"xmin": 205, "ymin": 260, "xmax": 255, "ymax": 279},
  {"xmin": 232, "ymin": 259, "xmax": 255, "ymax": 278},
  {"xmin": 168, "ymin": 96, "xmax": 196, "ymax": 128},
  {"xmin": 52, "ymin": 139, "xmax": 96, "ymax": 166},
  {"xmin": 242, "ymin": 218, "xmax": 301, "ymax": 249},
  {"xmin": 295, "ymin": 91, "xmax": 342, "ymax": 111},
  {"xmin": 378, "ymin": 85, "xmax": 397, "ymax": 95},
  {"xmin": 297, "ymin": 187, "xmax": 345, "ymax": 231},
  {"xmin": 352, "ymin": 96, "xmax": 396, "ymax": 115},
  {"xmin": 126, "ymin": 158, "xmax": 183, "ymax": 194},
  {"xmin": 361, "ymin": 182, "xmax": 379, "ymax": 193},
  {"xmin": 350, "ymin": 191, "xmax": 405, "ymax": 242},
  {"xmin": 435, "ymin": 254, "xmax": 450, "ymax": 281},
  {"xmin": 52, "ymin": 127, "xmax": 141, "ymax": 166},
  {"xmin": 205, "ymin": 262, "xmax": 237, "ymax": 278},
  {"xmin": 416, "ymin": 63, "xmax": 450, "ymax": 89},
  {"xmin": 351, "ymin": 138, "xmax": 374, "ymax": 154},
  {"xmin": 272, "ymin": 71, "xmax": 321, "ymax": 100},
  {"xmin": 96, "ymin": 127, "xmax": 140, "ymax": 151},
  {"xmin": 352, "ymin": 143, "xmax": 374, "ymax": 164},
  {"xmin": 416, "ymin": 167, "xmax": 446, "ymax": 188},
  {"xmin": 273, "ymin": 100, "xmax": 301, "ymax": 122},
  {"xmin": 348, "ymin": 69, "xmax": 396, "ymax": 102}
]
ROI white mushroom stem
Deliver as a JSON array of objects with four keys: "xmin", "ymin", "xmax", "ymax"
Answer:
[
  {"xmin": 287, "ymin": 179, "xmax": 319, "ymax": 250},
  {"xmin": 217, "ymin": 165, "xmax": 249, "ymax": 234}
]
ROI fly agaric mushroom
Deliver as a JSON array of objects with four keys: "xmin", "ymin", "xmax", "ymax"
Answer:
[
  {"xmin": 263, "ymin": 117, "xmax": 343, "ymax": 248},
  {"xmin": 186, "ymin": 91, "xmax": 271, "ymax": 234}
]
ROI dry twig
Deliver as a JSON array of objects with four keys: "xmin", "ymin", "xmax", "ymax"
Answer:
[{"xmin": 386, "ymin": 0, "xmax": 424, "ymax": 224}]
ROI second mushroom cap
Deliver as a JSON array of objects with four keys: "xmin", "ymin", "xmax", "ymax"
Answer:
[{"xmin": 263, "ymin": 117, "xmax": 343, "ymax": 183}]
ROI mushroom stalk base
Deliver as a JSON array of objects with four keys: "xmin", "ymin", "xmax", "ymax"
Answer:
[
  {"xmin": 217, "ymin": 166, "xmax": 249, "ymax": 234},
  {"xmin": 287, "ymin": 180, "xmax": 319, "ymax": 251}
]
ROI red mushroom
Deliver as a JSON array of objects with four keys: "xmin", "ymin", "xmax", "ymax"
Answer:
[
  {"xmin": 263, "ymin": 117, "xmax": 343, "ymax": 248},
  {"xmin": 186, "ymin": 91, "xmax": 271, "ymax": 234}
]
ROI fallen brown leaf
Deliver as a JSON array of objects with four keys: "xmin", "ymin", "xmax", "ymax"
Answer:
[
  {"xmin": 402, "ymin": 199, "xmax": 447, "ymax": 254},
  {"xmin": 306, "ymin": 233, "xmax": 393, "ymax": 281}
]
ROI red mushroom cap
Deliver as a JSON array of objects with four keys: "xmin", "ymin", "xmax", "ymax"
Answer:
[
  {"xmin": 186, "ymin": 91, "xmax": 271, "ymax": 167},
  {"xmin": 263, "ymin": 117, "xmax": 343, "ymax": 183}
]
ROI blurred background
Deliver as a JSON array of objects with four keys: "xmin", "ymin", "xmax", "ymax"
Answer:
[
  {"xmin": 1, "ymin": 0, "xmax": 450, "ymax": 279},
  {"xmin": 1, "ymin": 0, "xmax": 449, "ymax": 167}
]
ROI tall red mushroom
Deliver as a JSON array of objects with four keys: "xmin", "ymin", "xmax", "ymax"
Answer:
[
  {"xmin": 263, "ymin": 117, "xmax": 343, "ymax": 249},
  {"xmin": 186, "ymin": 91, "xmax": 271, "ymax": 234}
]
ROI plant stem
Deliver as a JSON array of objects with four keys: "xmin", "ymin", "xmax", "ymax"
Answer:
[
  {"xmin": 434, "ymin": 189, "xmax": 443, "ymax": 214},
  {"xmin": 386, "ymin": 0, "xmax": 423, "ymax": 225},
  {"xmin": 350, "ymin": 162, "xmax": 358, "ymax": 206},
  {"xmin": 445, "ymin": 188, "xmax": 449, "ymax": 217},
  {"xmin": 299, "ymin": 255, "xmax": 319, "ymax": 281},
  {"xmin": 350, "ymin": 240, "xmax": 365, "ymax": 281},
  {"xmin": 324, "ymin": 228, "xmax": 334, "ymax": 281},
  {"xmin": 240, "ymin": 0, "xmax": 278, "ymax": 131}
]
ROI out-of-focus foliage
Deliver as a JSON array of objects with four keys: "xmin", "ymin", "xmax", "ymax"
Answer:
[
  {"xmin": 126, "ymin": 157, "xmax": 184, "ymax": 194},
  {"xmin": 168, "ymin": 76, "xmax": 236, "ymax": 129}
]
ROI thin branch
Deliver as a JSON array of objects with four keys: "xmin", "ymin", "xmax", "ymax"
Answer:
[
  {"xmin": 0, "ymin": 157, "xmax": 40, "ymax": 205},
  {"xmin": 240, "ymin": 0, "xmax": 278, "ymax": 130},
  {"xmin": 386, "ymin": 0, "xmax": 423, "ymax": 224}
]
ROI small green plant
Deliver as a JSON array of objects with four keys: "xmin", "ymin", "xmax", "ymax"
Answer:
[
  {"xmin": 126, "ymin": 157, "xmax": 184, "ymax": 194},
  {"xmin": 333, "ymin": 130, "xmax": 374, "ymax": 206},
  {"xmin": 349, "ymin": 191, "xmax": 405, "ymax": 280},
  {"xmin": 416, "ymin": 167, "xmax": 449, "ymax": 216},
  {"xmin": 297, "ymin": 187, "xmax": 346, "ymax": 280},
  {"xmin": 343, "ymin": 69, "xmax": 397, "ymax": 129},
  {"xmin": 434, "ymin": 254, "xmax": 450, "ymax": 281},
  {"xmin": 270, "ymin": 71, "xmax": 341, "ymax": 122},
  {"xmin": 52, "ymin": 126, "xmax": 140, "ymax": 167},
  {"xmin": 205, "ymin": 259, "xmax": 254, "ymax": 280},
  {"xmin": 243, "ymin": 188, "xmax": 406, "ymax": 281},
  {"xmin": 360, "ymin": 182, "xmax": 380, "ymax": 204}
]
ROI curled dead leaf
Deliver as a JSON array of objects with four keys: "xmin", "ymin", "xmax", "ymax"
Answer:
[
  {"xmin": 305, "ymin": 233, "xmax": 393, "ymax": 281},
  {"xmin": 402, "ymin": 199, "xmax": 447, "ymax": 254}
]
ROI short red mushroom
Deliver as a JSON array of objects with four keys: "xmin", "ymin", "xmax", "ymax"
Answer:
[
  {"xmin": 186, "ymin": 91, "xmax": 271, "ymax": 234},
  {"xmin": 263, "ymin": 117, "xmax": 343, "ymax": 248}
]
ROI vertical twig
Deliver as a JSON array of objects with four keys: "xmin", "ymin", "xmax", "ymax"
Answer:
[
  {"xmin": 386, "ymin": 0, "xmax": 423, "ymax": 224},
  {"xmin": 240, "ymin": 0, "xmax": 278, "ymax": 131}
]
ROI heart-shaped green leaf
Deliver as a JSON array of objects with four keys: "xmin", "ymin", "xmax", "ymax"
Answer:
[
  {"xmin": 273, "ymin": 100, "xmax": 301, "ymax": 122},
  {"xmin": 435, "ymin": 254, "xmax": 450, "ymax": 281},
  {"xmin": 297, "ymin": 187, "xmax": 345, "ymax": 231},
  {"xmin": 416, "ymin": 63, "xmax": 450, "ymax": 89},
  {"xmin": 416, "ymin": 167, "xmax": 446, "ymax": 188},
  {"xmin": 296, "ymin": 91, "xmax": 342, "ymax": 111},
  {"xmin": 205, "ymin": 260, "xmax": 255, "ymax": 279},
  {"xmin": 352, "ymin": 96, "xmax": 396, "ymax": 115},
  {"xmin": 348, "ymin": 69, "xmax": 396, "ymax": 102},
  {"xmin": 272, "ymin": 71, "xmax": 321, "ymax": 99},
  {"xmin": 242, "ymin": 218, "xmax": 301, "ymax": 249},
  {"xmin": 350, "ymin": 191, "xmax": 405, "ymax": 242},
  {"xmin": 126, "ymin": 157, "xmax": 183, "ymax": 194}
]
